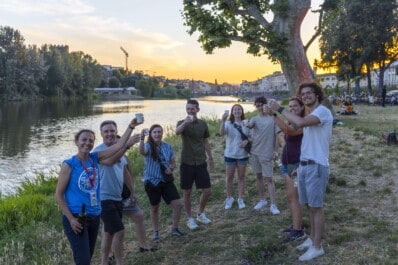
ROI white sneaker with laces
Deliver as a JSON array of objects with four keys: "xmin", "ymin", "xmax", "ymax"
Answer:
[
  {"xmin": 224, "ymin": 197, "xmax": 234, "ymax": 210},
  {"xmin": 298, "ymin": 245, "xmax": 325, "ymax": 261},
  {"xmin": 186, "ymin": 217, "xmax": 198, "ymax": 230},
  {"xmin": 296, "ymin": 237, "xmax": 313, "ymax": 251},
  {"xmin": 237, "ymin": 198, "xmax": 246, "ymax": 209},
  {"xmin": 270, "ymin": 204, "xmax": 280, "ymax": 215},
  {"xmin": 253, "ymin": 199, "xmax": 268, "ymax": 210},
  {"xmin": 196, "ymin": 213, "xmax": 211, "ymax": 224}
]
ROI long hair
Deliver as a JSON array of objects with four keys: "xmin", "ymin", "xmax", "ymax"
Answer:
[
  {"xmin": 228, "ymin": 104, "xmax": 245, "ymax": 123},
  {"xmin": 147, "ymin": 124, "xmax": 163, "ymax": 161},
  {"xmin": 289, "ymin": 97, "xmax": 305, "ymax": 117},
  {"xmin": 297, "ymin": 82, "xmax": 324, "ymax": 103}
]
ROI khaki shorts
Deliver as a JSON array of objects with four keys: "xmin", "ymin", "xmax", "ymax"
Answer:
[{"xmin": 251, "ymin": 154, "xmax": 273, "ymax": 177}]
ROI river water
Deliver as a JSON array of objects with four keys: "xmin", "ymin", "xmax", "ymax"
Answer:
[{"xmin": 0, "ymin": 97, "xmax": 255, "ymax": 195}]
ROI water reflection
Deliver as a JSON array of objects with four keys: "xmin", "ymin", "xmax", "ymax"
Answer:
[{"xmin": 0, "ymin": 99, "xmax": 255, "ymax": 194}]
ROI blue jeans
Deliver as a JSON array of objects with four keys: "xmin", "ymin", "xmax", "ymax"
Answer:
[{"xmin": 63, "ymin": 214, "xmax": 100, "ymax": 265}]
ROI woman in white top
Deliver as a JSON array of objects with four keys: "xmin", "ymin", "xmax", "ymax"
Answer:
[{"xmin": 219, "ymin": 104, "xmax": 251, "ymax": 210}]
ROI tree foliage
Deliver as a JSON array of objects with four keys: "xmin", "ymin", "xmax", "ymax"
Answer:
[
  {"xmin": 0, "ymin": 26, "xmax": 102, "ymax": 100},
  {"xmin": 182, "ymin": 0, "xmax": 337, "ymax": 93},
  {"xmin": 317, "ymin": 0, "xmax": 398, "ymax": 94}
]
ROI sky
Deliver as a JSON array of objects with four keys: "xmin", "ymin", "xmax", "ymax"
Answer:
[{"xmin": 0, "ymin": 0, "xmax": 323, "ymax": 84}]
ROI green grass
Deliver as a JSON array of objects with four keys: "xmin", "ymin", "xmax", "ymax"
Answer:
[{"xmin": 1, "ymin": 105, "xmax": 397, "ymax": 264}]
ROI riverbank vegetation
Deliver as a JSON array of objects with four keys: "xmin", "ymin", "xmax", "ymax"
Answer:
[
  {"xmin": 0, "ymin": 26, "xmax": 192, "ymax": 102},
  {"xmin": 0, "ymin": 105, "xmax": 397, "ymax": 264}
]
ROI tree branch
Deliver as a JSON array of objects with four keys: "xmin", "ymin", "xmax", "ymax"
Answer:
[{"xmin": 304, "ymin": 8, "xmax": 323, "ymax": 52}]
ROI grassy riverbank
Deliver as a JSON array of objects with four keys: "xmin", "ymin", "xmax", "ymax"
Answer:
[{"xmin": 1, "ymin": 104, "xmax": 397, "ymax": 264}]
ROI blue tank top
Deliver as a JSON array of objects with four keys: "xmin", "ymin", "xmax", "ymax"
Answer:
[{"xmin": 63, "ymin": 152, "xmax": 101, "ymax": 216}]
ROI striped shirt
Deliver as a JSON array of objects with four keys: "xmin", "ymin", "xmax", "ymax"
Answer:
[{"xmin": 143, "ymin": 141, "xmax": 175, "ymax": 186}]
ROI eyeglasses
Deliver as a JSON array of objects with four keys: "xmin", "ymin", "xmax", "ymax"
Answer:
[{"xmin": 300, "ymin": 91, "xmax": 314, "ymax": 97}]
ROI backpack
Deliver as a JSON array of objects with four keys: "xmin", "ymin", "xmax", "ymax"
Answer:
[{"xmin": 387, "ymin": 130, "xmax": 397, "ymax": 145}]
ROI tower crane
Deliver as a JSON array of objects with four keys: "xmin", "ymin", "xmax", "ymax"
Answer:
[{"xmin": 120, "ymin": 46, "xmax": 129, "ymax": 74}]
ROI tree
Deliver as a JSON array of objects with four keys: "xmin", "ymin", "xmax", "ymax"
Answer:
[
  {"xmin": 182, "ymin": 0, "xmax": 338, "ymax": 94},
  {"xmin": 108, "ymin": 76, "xmax": 121, "ymax": 88},
  {"xmin": 317, "ymin": 0, "xmax": 398, "ymax": 95}
]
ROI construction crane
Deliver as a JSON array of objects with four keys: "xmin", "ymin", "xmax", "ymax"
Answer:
[{"xmin": 120, "ymin": 46, "xmax": 129, "ymax": 74}]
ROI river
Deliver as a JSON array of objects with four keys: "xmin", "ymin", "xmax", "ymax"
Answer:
[{"xmin": 0, "ymin": 97, "xmax": 255, "ymax": 195}]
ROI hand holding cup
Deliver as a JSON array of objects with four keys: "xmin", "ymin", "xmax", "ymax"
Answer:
[
  {"xmin": 185, "ymin": 115, "xmax": 194, "ymax": 123},
  {"xmin": 135, "ymin": 113, "xmax": 144, "ymax": 124},
  {"xmin": 268, "ymin": 99, "xmax": 280, "ymax": 111},
  {"xmin": 222, "ymin": 110, "xmax": 229, "ymax": 121}
]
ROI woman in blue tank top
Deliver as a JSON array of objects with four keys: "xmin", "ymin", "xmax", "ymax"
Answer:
[{"xmin": 55, "ymin": 118, "xmax": 141, "ymax": 265}]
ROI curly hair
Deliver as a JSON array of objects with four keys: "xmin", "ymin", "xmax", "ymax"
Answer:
[{"xmin": 297, "ymin": 82, "xmax": 324, "ymax": 103}]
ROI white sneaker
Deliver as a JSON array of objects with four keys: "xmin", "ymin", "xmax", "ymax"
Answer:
[
  {"xmin": 224, "ymin": 197, "xmax": 234, "ymax": 210},
  {"xmin": 296, "ymin": 237, "xmax": 313, "ymax": 251},
  {"xmin": 187, "ymin": 217, "xmax": 198, "ymax": 230},
  {"xmin": 299, "ymin": 245, "xmax": 325, "ymax": 261},
  {"xmin": 237, "ymin": 198, "xmax": 246, "ymax": 209},
  {"xmin": 196, "ymin": 213, "xmax": 211, "ymax": 224},
  {"xmin": 253, "ymin": 199, "xmax": 268, "ymax": 210},
  {"xmin": 270, "ymin": 204, "xmax": 280, "ymax": 215}
]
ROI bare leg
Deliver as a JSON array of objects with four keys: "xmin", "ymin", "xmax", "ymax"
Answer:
[
  {"xmin": 265, "ymin": 176, "xmax": 276, "ymax": 205},
  {"xmin": 225, "ymin": 165, "xmax": 236, "ymax": 198},
  {"xmin": 237, "ymin": 164, "xmax": 246, "ymax": 199},
  {"xmin": 310, "ymin": 207, "xmax": 324, "ymax": 248},
  {"xmin": 183, "ymin": 189, "xmax": 192, "ymax": 218},
  {"xmin": 170, "ymin": 198, "xmax": 182, "ymax": 228},
  {"xmin": 150, "ymin": 204, "xmax": 160, "ymax": 232},
  {"xmin": 101, "ymin": 228, "xmax": 113, "ymax": 265},
  {"xmin": 112, "ymin": 230, "xmax": 124, "ymax": 265},
  {"xmin": 255, "ymin": 173, "xmax": 265, "ymax": 200},
  {"xmin": 125, "ymin": 210, "xmax": 149, "ymax": 249},
  {"xmin": 199, "ymin": 188, "xmax": 211, "ymax": 213},
  {"xmin": 284, "ymin": 175, "xmax": 302, "ymax": 230}
]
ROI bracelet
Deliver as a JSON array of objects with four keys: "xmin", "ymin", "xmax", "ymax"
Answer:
[
  {"xmin": 129, "ymin": 125, "xmax": 135, "ymax": 130},
  {"xmin": 277, "ymin": 106, "xmax": 285, "ymax": 114},
  {"xmin": 273, "ymin": 113, "xmax": 277, "ymax": 117}
]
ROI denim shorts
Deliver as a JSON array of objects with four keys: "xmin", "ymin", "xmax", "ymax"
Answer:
[
  {"xmin": 281, "ymin": 163, "xmax": 299, "ymax": 176},
  {"xmin": 297, "ymin": 163, "xmax": 329, "ymax": 208},
  {"xmin": 224, "ymin": 156, "xmax": 249, "ymax": 166}
]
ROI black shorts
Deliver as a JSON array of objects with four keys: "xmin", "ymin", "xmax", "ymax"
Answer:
[
  {"xmin": 144, "ymin": 181, "xmax": 181, "ymax": 206},
  {"xmin": 100, "ymin": 200, "xmax": 124, "ymax": 235},
  {"xmin": 180, "ymin": 163, "xmax": 211, "ymax": 190}
]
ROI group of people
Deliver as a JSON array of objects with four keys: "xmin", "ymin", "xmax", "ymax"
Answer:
[{"xmin": 55, "ymin": 81, "xmax": 333, "ymax": 264}]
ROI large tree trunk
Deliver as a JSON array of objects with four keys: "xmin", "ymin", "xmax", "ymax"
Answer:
[
  {"xmin": 273, "ymin": 0, "xmax": 314, "ymax": 96},
  {"xmin": 273, "ymin": 0, "xmax": 335, "ymax": 117}
]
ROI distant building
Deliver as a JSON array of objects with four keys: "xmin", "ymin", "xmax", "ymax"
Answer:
[{"xmin": 240, "ymin": 62, "xmax": 398, "ymax": 93}]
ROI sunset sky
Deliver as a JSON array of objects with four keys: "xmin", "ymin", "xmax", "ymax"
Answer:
[{"xmin": 0, "ymin": 0, "xmax": 323, "ymax": 84}]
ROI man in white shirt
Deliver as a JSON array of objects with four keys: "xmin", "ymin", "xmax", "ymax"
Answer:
[{"xmin": 270, "ymin": 82, "xmax": 333, "ymax": 262}]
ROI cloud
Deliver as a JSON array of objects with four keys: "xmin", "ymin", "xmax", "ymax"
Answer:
[
  {"xmin": 0, "ymin": 0, "xmax": 94, "ymax": 15},
  {"xmin": 1, "ymin": 0, "xmax": 189, "ymax": 75}
]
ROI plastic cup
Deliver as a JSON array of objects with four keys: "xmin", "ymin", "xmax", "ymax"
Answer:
[
  {"xmin": 135, "ymin": 113, "xmax": 144, "ymax": 123},
  {"xmin": 224, "ymin": 110, "xmax": 229, "ymax": 115},
  {"xmin": 143, "ymin": 128, "xmax": 149, "ymax": 136},
  {"xmin": 188, "ymin": 115, "xmax": 193, "ymax": 121}
]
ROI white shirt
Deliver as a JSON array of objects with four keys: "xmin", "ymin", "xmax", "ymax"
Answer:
[{"xmin": 300, "ymin": 105, "xmax": 333, "ymax": 166}]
